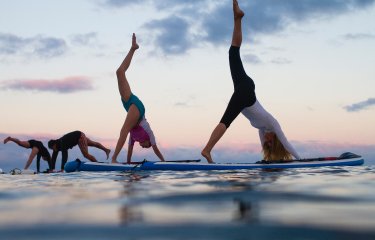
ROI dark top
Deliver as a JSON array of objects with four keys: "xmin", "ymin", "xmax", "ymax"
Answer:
[
  {"xmin": 51, "ymin": 131, "xmax": 82, "ymax": 170},
  {"xmin": 28, "ymin": 140, "xmax": 52, "ymax": 172}
]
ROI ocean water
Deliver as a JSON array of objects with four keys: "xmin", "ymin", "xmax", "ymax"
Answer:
[{"xmin": 1, "ymin": 163, "xmax": 375, "ymax": 240}]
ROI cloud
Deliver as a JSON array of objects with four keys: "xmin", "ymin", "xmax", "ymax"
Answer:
[
  {"xmin": 71, "ymin": 32, "xmax": 98, "ymax": 46},
  {"xmin": 0, "ymin": 33, "xmax": 67, "ymax": 58},
  {"xmin": 242, "ymin": 54, "xmax": 262, "ymax": 64},
  {"xmin": 174, "ymin": 102, "xmax": 189, "ymax": 108},
  {"xmin": 104, "ymin": 0, "xmax": 204, "ymax": 10},
  {"xmin": 343, "ymin": 33, "xmax": 375, "ymax": 40},
  {"xmin": 173, "ymin": 95, "xmax": 197, "ymax": 108},
  {"xmin": 103, "ymin": 0, "xmax": 375, "ymax": 56},
  {"xmin": 103, "ymin": 0, "xmax": 136, "ymax": 7},
  {"xmin": 270, "ymin": 57, "xmax": 292, "ymax": 65},
  {"xmin": 1, "ymin": 76, "xmax": 94, "ymax": 94},
  {"xmin": 344, "ymin": 98, "xmax": 375, "ymax": 112},
  {"xmin": 143, "ymin": 15, "xmax": 194, "ymax": 55}
]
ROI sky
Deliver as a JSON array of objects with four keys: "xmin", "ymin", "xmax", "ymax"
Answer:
[{"xmin": 1, "ymin": 0, "xmax": 375, "ymax": 170}]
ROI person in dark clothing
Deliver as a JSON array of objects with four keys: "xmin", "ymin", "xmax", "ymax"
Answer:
[
  {"xmin": 48, "ymin": 131, "xmax": 111, "ymax": 171},
  {"xmin": 3, "ymin": 136, "xmax": 52, "ymax": 172}
]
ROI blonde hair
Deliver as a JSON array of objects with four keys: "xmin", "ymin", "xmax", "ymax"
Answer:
[{"xmin": 262, "ymin": 134, "xmax": 292, "ymax": 161}]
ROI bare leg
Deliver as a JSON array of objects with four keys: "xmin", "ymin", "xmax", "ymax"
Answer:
[
  {"xmin": 78, "ymin": 134, "xmax": 97, "ymax": 162},
  {"xmin": 116, "ymin": 33, "xmax": 139, "ymax": 102},
  {"xmin": 201, "ymin": 1, "xmax": 244, "ymax": 163},
  {"xmin": 3, "ymin": 137, "xmax": 30, "ymax": 148},
  {"xmin": 112, "ymin": 105, "xmax": 140, "ymax": 163},
  {"xmin": 232, "ymin": 0, "xmax": 244, "ymax": 47},
  {"xmin": 201, "ymin": 123, "xmax": 227, "ymax": 163},
  {"xmin": 86, "ymin": 137, "xmax": 111, "ymax": 159}
]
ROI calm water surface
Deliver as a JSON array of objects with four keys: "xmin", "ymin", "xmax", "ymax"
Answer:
[{"xmin": 1, "ymin": 164, "xmax": 375, "ymax": 239}]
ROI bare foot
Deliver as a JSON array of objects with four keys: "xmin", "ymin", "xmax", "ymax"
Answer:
[
  {"xmin": 105, "ymin": 149, "xmax": 111, "ymax": 159},
  {"xmin": 233, "ymin": 0, "xmax": 244, "ymax": 19},
  {"xmin": 3, "ymin": 136, "xmax": 11, "ymax": 144},
  {"xmin": 131, "ymin": 33, "xmax": 139, "ymax": 50},
  {"xmin": 111, "ymin": 158, "xmax": 120, "ymax": 164},
  {"xmin": 201, "ymin": 150, "xmax": 215, "ymax": 164}
]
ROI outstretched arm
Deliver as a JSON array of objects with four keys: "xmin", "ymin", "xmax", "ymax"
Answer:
[
  {"xmin": 116, "ymin": 33, "xmax": 139, "ymax": 102},
  {"xmin": 272, "ymin": 121, "xmax": 301, "ymax": 160},
  {"xmin": 152, "ymin": 145, "xmax": 165, "ymax": 161},
  {"xmin": 24, "ymin": 148, "xmax": 38, "ymax": 170},
  {"xmin": 61, "ymin": 149, "xmax": 68, "ymax": 171},
  {"xmin": 36, "ymin": 154, "xmax": 41, "ymax": 173},
  {"xmin": 127, "ymin": 144, "xmax": 134, "ymax": 163}
]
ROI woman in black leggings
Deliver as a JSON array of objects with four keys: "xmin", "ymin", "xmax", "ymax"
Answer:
[{"xmin": 201, "ymin": 0, "xmax": 300, "ymax": 163}]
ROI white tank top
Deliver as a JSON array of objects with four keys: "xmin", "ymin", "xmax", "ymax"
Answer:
[{"xmin": 241, "ymin": 100, "xmax": 301, "ymax": 159}]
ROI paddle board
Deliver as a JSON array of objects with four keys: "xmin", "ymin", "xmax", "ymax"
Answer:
[{"xmin": 64, "ymin": 152, "xmax": 364, "ymax": 172}]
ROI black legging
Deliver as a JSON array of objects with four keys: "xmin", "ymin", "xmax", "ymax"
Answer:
[{"xmin": 220, "ymin": 46, "xmax": 256, "ymax": 128}]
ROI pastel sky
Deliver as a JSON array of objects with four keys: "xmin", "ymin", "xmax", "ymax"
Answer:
[{"xmin": 1, "ymin": 0, "xmax": 375, "ymax": 170}]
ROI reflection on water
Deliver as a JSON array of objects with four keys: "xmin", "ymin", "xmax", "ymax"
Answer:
[
  {"xmin": 0, "ymin": 166, "xmax": 375, "ymax": 239},
  {"xmin": 233, "ymin": 198, "xmax": 258, "ymax": 223}
]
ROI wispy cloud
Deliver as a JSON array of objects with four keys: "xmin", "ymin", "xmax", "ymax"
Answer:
[
  {"xmin": 243, "ymin": 54, "xmax": 262, "ymax": 64},
  {"xmin": 343, "ymin": 33, "xmax": 375, "ymax": 40},
  {"xmin": 0, "ymin": 33, "xmax": 67, "ymax": 58},
  {"xmin": 174, "ymin": 102, "xmax": 190, "ymax": 108},
  {"xmin": 103, "ymin": 0, "xmax": 375, "ymax": 56},
  {"xmin": 344, "ymin": 98, "xmax": 375, "ymax": 112},
  {"xmin": 1, "ymin": 76, "xmax": 94, "ymax": 94},
  {"xmin": 270, "ymin": 57, "xmax": 292, "ymax": 65},
  {"xmin": 70, "ymin": 32, "xmax": 98, "ymax": 46},
  {"xmin": 173, "ymin": 95, "xmax": 197, "ymax": 108}
]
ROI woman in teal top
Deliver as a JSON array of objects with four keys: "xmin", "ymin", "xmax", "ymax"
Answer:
[{"xmin": 111, "ymin": 33, "xmax": 165, "ymax": 163}]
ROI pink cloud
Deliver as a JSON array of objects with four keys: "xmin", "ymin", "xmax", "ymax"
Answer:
[{"xmin": 1, "ymin": 76, "xmax": 94, "ymax": 93}]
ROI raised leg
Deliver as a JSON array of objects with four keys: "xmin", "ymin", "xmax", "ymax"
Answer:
[
  {"xmin": 116, "ymin": 33, "xmax": 139, "ymax": 102},
  {"xmin": 86, "ymin": 137, "xmax": 111, "ymax": 159},
  {"xmin": 232, "ymin": 0, "xmax": 244, "ymax": 47},
  {"xmin": 3, "ymin": 137, "xmax": 30, "ymax": 148}
]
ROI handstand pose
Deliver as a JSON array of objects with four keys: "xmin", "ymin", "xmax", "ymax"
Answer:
[
  {"xmin": 48, "ymin": 130, "xmax": 110, "ymax": 171},
  {"xmin": 201, "ymin": 0, "xmax": 300, "ymax": 163},
  {"xmin": 3, "ymin": 136, "xmax": 52, "ymax": 172},
  {"xmin": 111, "ymin": 33, "xmax": 165, "ymax": 164}
]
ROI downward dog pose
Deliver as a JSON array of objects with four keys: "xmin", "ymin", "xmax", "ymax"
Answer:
[
  {"xmin": 3, "ymin": 136, "xmax": 52, "ymax": 172},
  {"xmin": 201, "ymin": 0, "xmax": 300, "ymax": 163},
  {"xmin": 48, "ymin": 130, "xmax": 110, "ymax": 171},
  {"xmin": 111, "ymin": 33, "xmax": 165, "ymax": 164}
]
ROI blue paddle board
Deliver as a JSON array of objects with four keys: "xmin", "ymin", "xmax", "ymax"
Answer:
[{"xmin": 64, "ymin": 152, "xmax": 364, "ymax": 172}]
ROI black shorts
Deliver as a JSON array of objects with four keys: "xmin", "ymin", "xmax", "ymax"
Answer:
[
  {"xmin": 220, "ymin": 46, "xmax": 256, "ymax": 128},
  {"xmin": 28, "ymin": 140, "xmax": 43, "ymax": 149},
  {"xmin": 28, "ymin": 140, "xmax": 51, "ymax": 160}
]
